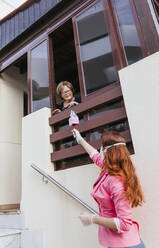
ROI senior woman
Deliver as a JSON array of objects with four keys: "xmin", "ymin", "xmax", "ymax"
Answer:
[{"xmin": 52, "ymin": 81, "xmax": 81, "ymax": 115}]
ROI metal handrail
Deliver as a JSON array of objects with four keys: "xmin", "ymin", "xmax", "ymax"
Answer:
[
  {"xmin": 0, "ymin": 231, "xmax": 21, "ymax": 238},
  {"xmin": 31, "ymin": 164, "xmax": 98, "ymax": 215}
]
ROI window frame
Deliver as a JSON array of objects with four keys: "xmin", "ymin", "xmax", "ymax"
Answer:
[
  {"xmin": 49, "ymin": 0, "xmax": 158, "ymax": 170},
  {"xmin": 151, "ymin": 0, "xmax": 159, "ymax": 22},
  {"xmin": 72, "ymin": 0, "xmax": 128, "ymax": 101}
]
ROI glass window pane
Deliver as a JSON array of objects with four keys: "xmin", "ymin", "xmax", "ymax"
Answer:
[
  {"xmin": 88, "ymin": 101, "xmax": 122, "ymax": 120},
  {"xmin": 90, "ymin": 120, "xmax": 127, "ymax": 141},
  {"xmin": 76, "ymin": 0, "xmax": 117, "ymax": 95},
  {"xmin": 31, "ymin": 41, "xmax": 50, "ymax": 112},
  {"xmin": 114, "ymin": 0, "xmax": 143, "ymax": 65}
]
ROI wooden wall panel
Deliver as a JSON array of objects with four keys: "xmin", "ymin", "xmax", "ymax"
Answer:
[
  {"xmin": 28, "ymin": 5, "xmax": 35, "ymax": 25},
  {"xmin": 39, "ymin": 0, "xmax": 47, "ymax": 16},
  {"xmin": 34, "ymin": 2, "xmax": 40, "ymax": 20},
  {"xmin": 19, "ymin": 11, "xmax": 24, "ymax": 34},
  {"xmin": 0, "ymin": 0, "xmax": 62, "ymax": 51},
  {"xmin": 5, "ymin": 20, "xmax": 10, "ymax": 45},
  {"xmin": 14, "ymin": 14, "xmax": 19, "ymax": 37},
  {"xmin": 1, "ymin": 23, "xmax": 6, "ymax": 48},
  {"xmin": 10, "ymin": 17, "xmax": 15, "ymax": 41},
  {"xmin": 23, "ymin": 8, "xmax": 29, "ymax": 30}
]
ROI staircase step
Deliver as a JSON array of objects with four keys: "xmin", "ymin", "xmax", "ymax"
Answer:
[
  {"xmin": 0, "ymin": 209, "xmax": 20, "ymax": 214},
  {"xmin": 21, "ymin": 230, "xmax": 43, "ymax": 248},
  {"xmin": 0, "ymin": 229, "xmax": 21, "ymax": 248},
  {"xmin": 0, "ymin": 213, "xmax": 25, "ymax": 229}
]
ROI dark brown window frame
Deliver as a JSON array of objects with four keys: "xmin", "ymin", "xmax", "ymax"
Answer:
[
  {"xmin": 151, "ymin": 0, "xmax": 159, "ymax": 22},
  {"xmin": 49, "ymin": 0, "xmax": 151, "ymax": 170}
]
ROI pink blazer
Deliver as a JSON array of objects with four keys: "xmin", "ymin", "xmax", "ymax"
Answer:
[{"xmin": 91, "ymin": 152, "xmax": 140, "ymax": 247}]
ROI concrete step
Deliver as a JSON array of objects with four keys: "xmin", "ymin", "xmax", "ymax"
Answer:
[
  {"xmin": 0, "ymin": 214, "xmax": 43, "ymax": 248},
  {"xmin": 21, "ymin": 230, "xmax": 43, "ymax": 248},
  {"xmin": 0, "ymin": 213, "xmax": 25, "ymax": 229},
  {"xmin": 0, "ymin": 229, "xmax": 21, "ymax": 248}
]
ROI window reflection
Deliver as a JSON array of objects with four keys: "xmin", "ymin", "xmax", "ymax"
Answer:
[
  {"xmin": 114, "ymin": 0, "xmax": 143, "ymax": 64},
  {"xmin": 90, "ymin": 121, "xmax": 127, "ymax": 141},
  {"xmin": 31, "ymin": 41, "xmax": 50, "ymax": 112},
  {"xmin": 76, "ymin": 0, "xmax": 117, "ymax": 95},
  {"xmin": 88, "ymin": 101, "xmax": 122, "ymax": 120}
]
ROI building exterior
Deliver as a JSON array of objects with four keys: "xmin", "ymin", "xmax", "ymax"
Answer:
[{"xmin": 0, "ymin": 0, "xmax": 159, "ymax": 247}]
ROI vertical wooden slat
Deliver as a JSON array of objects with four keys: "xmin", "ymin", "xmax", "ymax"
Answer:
[
  {"xmin": 45, "ymin": 0, "xmax": 51, "ymax": 12},
  {"xmin": 33, "ymin": 2, "xmax": 40, "ymax": 21},
  {"xmin": 0, "ymin": 26, "xmax": 2, "ymax": 49},
  {"xmin": 29, "ymin": 5, "xmax": 35, "ymax": 25},
  {"xmin": 10, "ymin": 17, "xmax": 15, "ymax": 41},
  {"xmin": 5, "ymin": 20, "xmax": 10, "ymax": 45},
  {"xmin": 19, "ymin": 11, "xmax": 24, "ymax": 34},
  {"xmin": 46, "ymin": 0, "xmax": 53, "ymax": 9},
  {"xmin": 132, "ymin": 0, "xmax": 159, "ymax": 55},
  {"xmin": 39, "ymin": 0, "xmax": 47, "ymax": 16},
  {"xmin": 23, "ymin": 8, "xmax": 29, "ymax": 30},
  {"xmin": 1, "ymin": 23, "xmax": 6, "ymax": 48},
  {"xmin": 51, "ymin": 0, "xmax": 60, "ymax": 8},
  {"xmin": 14, "ymin": 14, "xmax": 19, "ymax": 37}
]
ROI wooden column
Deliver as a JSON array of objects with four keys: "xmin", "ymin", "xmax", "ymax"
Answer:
[{"xmin": 132, "ymin": 0, "xmax": 159, "ymax": 56}]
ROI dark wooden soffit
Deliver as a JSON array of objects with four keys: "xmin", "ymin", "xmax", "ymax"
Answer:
[
  {"xmin": 0, "ymin": 0, "xmax": 79, "ymax": 62},
  {"xmin": 0, "ymin": 0, "xmax": 64, "ymax": 53},
  {"xmin": 0, "ymin": 0, "xmax": 38, "ymax": 23}
]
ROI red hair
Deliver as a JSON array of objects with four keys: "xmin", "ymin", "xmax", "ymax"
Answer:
[{"xmin": 102, "ymin": 131, "xmax": 144, "ymax": 208}]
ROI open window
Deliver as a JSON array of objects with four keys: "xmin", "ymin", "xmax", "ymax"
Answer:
[
  {"xmin": 49, "ymin": 0, "xmax": 155, "ymax": 170},
  {"xmin": 50, "ymin": 19, "xmax": 80, "ymax": 108}
]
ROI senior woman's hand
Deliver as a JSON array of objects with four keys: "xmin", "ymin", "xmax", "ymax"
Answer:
[
  {"xmin": 67, "ymin": 101, "xmax": 79, "ymax": 108},
  {"xmin": 52, "ymin": 108, "xmax": 61, "ymax": 115}
]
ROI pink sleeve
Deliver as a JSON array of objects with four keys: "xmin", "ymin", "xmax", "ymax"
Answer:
[
  {"xmin": 91, "ymin": 152, "xmax": 103, "ymax": 168},
  {"xmin": 107, "ymin": 176, "xmax": 133, "ymax": 232}
]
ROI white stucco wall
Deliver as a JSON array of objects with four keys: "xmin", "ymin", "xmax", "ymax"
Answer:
[
  {"xmin": 21, "ymin": 52, "xmax": 159, "ymax": 248},
  {"xmin": 21, "ymin": 108, "xmax": 101, "ymax": 248},
  {"xmin": 119, "ymin": 51, "xmax": 159, "ymax": 248},
  {"xmin": 0, "ymin": 66, "xmax": 27, "ymax": 204}
]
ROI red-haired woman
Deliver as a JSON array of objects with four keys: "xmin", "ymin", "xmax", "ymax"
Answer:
[{"xmin": 72, "ymin": 129, "xmax": 145, "ymax": 248}]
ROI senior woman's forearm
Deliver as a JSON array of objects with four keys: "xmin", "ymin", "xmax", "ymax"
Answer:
[{"xmin": 93, "ymin": 215, "xmax": 117, "ymax": 230}]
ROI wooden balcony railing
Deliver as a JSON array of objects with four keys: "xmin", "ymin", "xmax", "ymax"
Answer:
[{"xmin": 49, "ymin": 82, "xmax": 132, "ymax": 169}]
